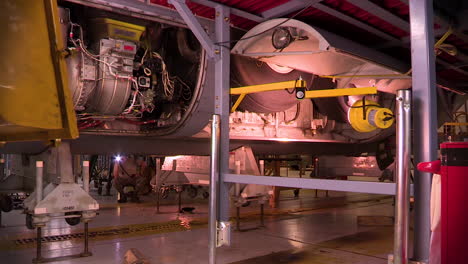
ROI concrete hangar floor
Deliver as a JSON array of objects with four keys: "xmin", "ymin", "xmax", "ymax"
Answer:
[{"xmin": 1, "ymin": 184, "xmax": 399, "ymax": 264}]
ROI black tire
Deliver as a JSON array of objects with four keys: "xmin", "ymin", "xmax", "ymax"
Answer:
[
  {"xmin": 187, "ymin": 186, "xmax": 198, "ymax": 198},
  {"xmin": 65, "ymin": 212, "xmax": 81, "ymax": 226},
  {"xmin": 231, "ymin": 55, "xmax": 313, "ymax": 113},
  {"xmin": 26, "ymin": 214, "xmax": 34, "ymax": 230},
  {"xmin": 202, "ymin": 191, "xmax": 209, "ymax": 199},
  {"xmin": 231, "ymin": 55, "xmax": 349, "ymax": 122},
  {"xmin": 0, "ymin": 195, "xmax": 13, "ymax": 212}
]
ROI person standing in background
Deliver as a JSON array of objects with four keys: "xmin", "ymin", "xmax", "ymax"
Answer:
[{"xmin": 113, "ymin": 155, "xmax": 150, "ymax": 203}]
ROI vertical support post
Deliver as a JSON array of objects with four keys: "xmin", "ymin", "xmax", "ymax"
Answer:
[
  {"xmin": 393, "ymin": 90, "xmax": 412, "ymax": 264},
  {"xmin": 171, "ymin": 2, "xmax": 231, "ymax": 262},
  {"xmin": 36, "ymin": 161, "xmax": 44, "ymax": 206},
  {"xmin": 409, "ymin": 0, "xmax": 437, "ymax": 261},
  {"xmin": 155, "ymin": 158, "xmax": 161, "ymax": 213},
  {"xmin": 178, "ymin": 189, "xmax": 182, "ymax": 213},
  {"xmin": 235, "ymin": 161, "xmax": 241, "ymax": 196},
  {"xmin": 313, "ymin": 157, "xmax": 319, "ymax": 178},
  {"xmin": 259, "ymin": 160, "xmax": 265, "ymax": 176},
  {"xmin": 209, "ymin": 114, "xmax": 220, "ymax": 264},
  {"xmin": 81, "ymin": 222, "xmax": 91, "ymax": 257},
  {"xmin": 82, "ymin": 161, "xmax": 90, "ymax": 193},
  {"xmin": 35, "ymin": 227, "xmax": 43, "ymax": 262},
  {"xmin": 214, "ymin": 4, "xmax": 231, "ymax": 225},
  {"xmin": 236, "ymin": 206, "xmax": 240, "ymax": 231},
  {"xmin": 56, "ymin": 142, "xmax": 75, "ymax": 184},
  {"xmin": 156, "ymin": 189, "xmax": 160, "ymax": 214},
  {"xmin": 260, "ymin": 203, "xmax": 265, "ymax": 227}
]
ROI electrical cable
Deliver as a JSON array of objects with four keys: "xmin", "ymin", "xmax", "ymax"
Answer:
[
  {"xmin": 151, "ymin": 52, "xmax": 175, "ymax": 98},
  {"xmin": 284, "ymin": 103, "xmax": 301, "ymax": 124}
]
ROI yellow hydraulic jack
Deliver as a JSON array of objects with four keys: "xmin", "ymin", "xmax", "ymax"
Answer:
[{"xmin": 230, "ymin": 79, "xmax": 394, "ymax": 132}]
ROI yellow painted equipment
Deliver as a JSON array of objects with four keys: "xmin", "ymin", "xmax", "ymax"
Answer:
[
  {"xmin": 230, "ymin": 79, "xmax": 378, "ymax": 113},
  {"xmin": 304, "ymin": 87, "xmax": 377, "ymax": 99},
  {"xmin": 348, "ymin": 100, "xmax": 394, "ymax": 132},
  {"xmin": 0, "ymin": 0, "xmax": 78, "ymax": 142},
  {"xmin": 230, "ymin": 80, "xmax": 306, "ymax": 112},
  {"xmin": 90, "ymin": 18, "xmax": 145, "ymax": 43}
]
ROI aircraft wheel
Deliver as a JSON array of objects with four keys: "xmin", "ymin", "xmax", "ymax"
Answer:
[
  {"xmin": 26, "ymin": 214, "xmax": 34, "ymax": 230},
  {"xmin": 65, "ymin": 212, "xmax": 81, "ymax": 226},
  {"xmin": 187, "ymin": 186, "xmax": 198, "ymax": 198},
  {"xmin": 0, "ymin": 195, "xmax": 13, "ymax": 212}
]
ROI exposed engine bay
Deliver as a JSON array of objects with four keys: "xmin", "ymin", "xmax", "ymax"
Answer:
[
  {"xmin": 57, "ymin": 2, "xmax": 401, "ymax": 145},
  {"xmin": 60, "ymin": 5, "xmax": 205, "ymax": 134}
]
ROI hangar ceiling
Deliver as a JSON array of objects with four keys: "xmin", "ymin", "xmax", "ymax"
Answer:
[{"xmin": 146, "ymin": 0, "xmax": 468, "ymax": 94}]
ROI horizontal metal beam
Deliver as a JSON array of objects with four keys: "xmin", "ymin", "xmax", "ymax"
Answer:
[
  {"xmin": 240, "ymin": 50, "xmax": 324, "ymax": 57},
  {"xmin": 311, "ymin": 2, "xmax": 402, "ymax": 45},
  {"xmin": 191, "ymin": 0, "xmax": 264, "ymax": 23},
  {"xmin": 437, "ymin": 58, "xmax": 468, "ymax": 77},
  {"xmin": 261, "ymin": 0, "xmax": 320, "ymax": 19},
  {"xmin": 347, "ymin": 0, "xmax": 410, "ymax": 31},
  {"xmin": 230, "ymin": 80, "xmax": 306, "ymax": 95},
  {"xmin": 305, "ymin": 87, "xmax": 377, "ymax": 98},
  {"xmin": 64, "ymin": 0, "xmax": 213, "ymax": 28},
  {"xmin": 225, "ymin": 174, "xmax": 414, "ymax": 196}
]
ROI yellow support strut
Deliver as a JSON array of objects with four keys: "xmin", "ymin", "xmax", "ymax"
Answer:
[
  {"xmin": 230, "ymin": 80, "xmax": 378, "ymax": 112},
  {"xmin": 230, "ymin": 80, "xmax": 306, "ymax": 112},
  {"xmin": 304, "ymin": 87, "xmax": 377, "ymax": 99}
]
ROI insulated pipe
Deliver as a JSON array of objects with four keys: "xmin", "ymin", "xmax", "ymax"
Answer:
[
  {"xmin": 393, "ymin": 89, "xmax": 412, "ymax": 264},
  {"xmin": 209, "ymin": 114, "xmax": 220, "ymax": 264},
  {"xmin": 35, "ymin": 161, "xmax": 44, "ymax": 206},
  {"xmin": 82, "ymin": 161, "xmax": 90, "ymax": 193}
]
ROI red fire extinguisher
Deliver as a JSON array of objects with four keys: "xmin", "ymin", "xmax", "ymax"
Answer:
[{"xmin": 417, "ymin": 142, "xmax": 468, "ymax": 264}]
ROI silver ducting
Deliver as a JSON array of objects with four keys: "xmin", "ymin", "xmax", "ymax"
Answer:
[{"xmin": 232, "ymin": 19, "xmax": 412, "ymax": 94}]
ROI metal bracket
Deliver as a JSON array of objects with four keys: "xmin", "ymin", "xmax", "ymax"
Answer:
[
  {"xmin": 168, "ymin": 0, "xmax": 216, "ymax": 58},
  {"xmin": 216, "ymin": 221, "xmax": 231, "ymax": 247},
  {"xmin": 230, "ymin": 80, "xmax": 307, "ymax": 112},
  {"xmin": 305, "ymin": 87, "xmax": 377, "ymax": 98},
  {"xmin": 387, "ymin": 254, "xmax": 427, "ymax": 264},
  {"xmin": 230, "ymin": 80, "xmax": 377, "ymax": 112}
]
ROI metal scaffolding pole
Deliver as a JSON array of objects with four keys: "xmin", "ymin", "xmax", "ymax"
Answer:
[
  {"xmin": 168, "ymin": 2, "xmax": 232, "ymax": 263},
  {"xmin": 209, "ymin": 115, "xmax": 220, "ymax": 264},
  {"xmin": 409, "ymin": 0, "xmax": 437, "ymax": 262},
  {"xmin": 393, "ymin": 90, "xmax": 412, "ymax": 264},
  {"xmin": 213, "ymin": 5, "xmax": 231, "ymax": 224}
]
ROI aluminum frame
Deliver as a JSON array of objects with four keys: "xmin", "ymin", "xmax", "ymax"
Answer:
[
  {"xmin": 191, "ymin": 0, "xmax": 264, "ymax": 23},
  {"xmin": 393, "ymin": 89, "xmax": 412, "ymax": 264},
  {"xmin": 224, "ymin": 174, "xmax": 414, "ymax": 196},
  {"xmin": 261, "ymin": 0, "xmax": 321, "ymax": 19},
  {"xmin": 169, "ymin": 2, "xmax": 232, "ymax": 263},
  {"xmin": 409, "ymin": 0, "xmax": 437, "ymax": 262},
  {"xmin": 69, "ymin": 0, "xmax": 437, "ymax": 262},
  {"xmin": 346, "ymin": 0, "xmax": 409, "ymax": 31},
  {"xmin": 64, "ymin": 0, "xmax": 213, "ymax": 28}
]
